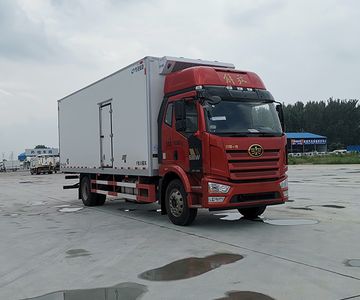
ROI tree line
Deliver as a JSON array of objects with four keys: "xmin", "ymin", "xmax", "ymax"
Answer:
[{"xmin": 283, "ymin": 98, "xmax": 360, "ymax": 151}]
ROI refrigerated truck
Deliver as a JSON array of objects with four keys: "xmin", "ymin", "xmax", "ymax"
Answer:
[
  {"xmin": 58, "ymin": 56, "xmax": 288, "ymax": 226},
  {"xmin": 30, "ymin": 155, "xmax": 59, "ymax": 175}
]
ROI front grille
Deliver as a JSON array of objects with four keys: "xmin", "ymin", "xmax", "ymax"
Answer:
[
  {"xmin": 226, "ymin": 149, "xmax": 280, "ymax": 181},
  {"xmin": 230, "ymin": 192, "xmax": 281, "ymax": 203},
  {"xmin": 230, "ymin": 177, "xmax": 279, "ymax": 184}
]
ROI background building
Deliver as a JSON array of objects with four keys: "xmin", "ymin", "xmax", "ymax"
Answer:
[
  {"xmin": 25, "ymin": 148, "xmax": 59, "ymax": 157},
  {"xmin": 347, "ymin": 145, "xmax": 360, "ymax": 152},
  {"xmin": 286, "ymin": 132, "xmax": 327, "ymax": 153}
]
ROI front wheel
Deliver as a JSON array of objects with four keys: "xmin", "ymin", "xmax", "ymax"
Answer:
[
  {"xmin": 80, "ymin": 176, "xmax": 106, "ymax": 206},
  {"xmin": 165, "ymin": 179, "xmax": 197, "ymax": 226},
  {"xmin": 238, "ymin": 206, "xmax": 266, "ymax": 219}
]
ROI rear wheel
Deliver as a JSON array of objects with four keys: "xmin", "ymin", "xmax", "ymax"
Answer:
[
  {"xmin": 165, "ymin": 179, "xmax": 197, "ymax": 226},
  {"xmin": 238, "ymin": 206, "xmax": 266, "ymax": 219},
  {"xmin": 95, "ymin": 193, "xmax": 106, "ymax": 206},
  {"xmin": 80, "ymin": 176, "xmax": 106, "ymax": 206}
]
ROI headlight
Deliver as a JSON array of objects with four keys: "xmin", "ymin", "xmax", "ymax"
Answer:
[
  {"xmin": 208, "ymin": 182, "xmax": 230, "ymax": 194},
  {"xmin": 280, "ymin": 178, "xmax": 288, "ymax": 189}
]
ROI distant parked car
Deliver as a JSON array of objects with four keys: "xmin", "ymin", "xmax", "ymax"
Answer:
[
  {"xmin": 317, "ymin": 152, "xmax": 327, "ymax": 156},
  {"xmin": 304, "ymin": 152, "xmax": 315, "ymax": 156},
  {"xmin": 331, "ymin": 149, "xmax": 348, "ymax": 155}
]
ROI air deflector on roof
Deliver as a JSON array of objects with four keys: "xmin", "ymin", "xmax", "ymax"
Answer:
[{"xmin": 159, "ymin": 56, "xmax": 235, "ymax": 75}]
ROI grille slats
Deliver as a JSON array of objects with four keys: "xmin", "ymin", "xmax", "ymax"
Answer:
[
  {"xmin": 230, "ymin": 170, "xmax": 278, "ymax": 180},
  {"xmin": 226, "ymin": 149, "xmax": 280, "ymax": 180},
  {"xmin": 226, "ymin": 149, "xmax": 279, "ymax": 153},
  {"xmin": 226, "ymin": 153, "xmax": 279, "ymax": 161},
  {"xmin": 230, "ymin": 168, "xmax": 278, "ymax": 173},
  {"xmin": 229, "ymin": 160, "xmax": 278, "ymax": 171}
]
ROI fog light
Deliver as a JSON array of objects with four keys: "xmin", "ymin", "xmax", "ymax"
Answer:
[
  {"xmin": 280, "ymin": 178, "xmax": 288, "ymax": 189},
  {"xmin": 283, "ymin": 190, "xmax": 289, "ymax": 198},
  {"xmin": 208, "ymin": 182, "xmax": 230, "ymax": 194},
  {"xmin": 208, "ymin": 196, "xmax": 225, "ymax": 203}
]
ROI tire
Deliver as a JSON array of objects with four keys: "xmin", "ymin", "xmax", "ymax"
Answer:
[
  {"xmin": 96, "ymin": 193, "xmax": 106, "ymax": 206},
  {"xmin": 80, "ymin": 176, "xmax": 106, "ymax": 206},
  {"xmin": 165, "ymin": 179, "xmax": 197, "ymax": 226},
  {"xmin": 238, "ymin": 206, "xmax": 266, "ymax": 219}
]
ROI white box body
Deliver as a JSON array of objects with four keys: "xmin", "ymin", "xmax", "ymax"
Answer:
[{"xmin": 58, "ymin": 56, "xmax": 164, "ymax": 176}]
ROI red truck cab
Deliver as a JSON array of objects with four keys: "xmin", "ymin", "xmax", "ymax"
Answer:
[{"xmin": 158, "ymin": 66, "xmax": 288, "ymax": 225}]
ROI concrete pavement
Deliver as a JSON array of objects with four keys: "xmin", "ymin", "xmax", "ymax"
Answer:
[{"xmin": 0, "ymin": 165, "xmax": 359, "ymax": 299}]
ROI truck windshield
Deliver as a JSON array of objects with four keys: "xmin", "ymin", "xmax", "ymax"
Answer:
[{"xmin": 203, "ymin": 100, "xmax": 282, "ymax": 137}]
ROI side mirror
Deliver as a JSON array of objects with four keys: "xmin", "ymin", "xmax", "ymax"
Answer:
[
  {"xmin": 199, "ymin": 90, "xmax": 222, "ymax": 105},
  {"xmin": 276, "ymin": 103, "xmax": 285, "ymax": 131},
  {"xmin": 175, "ymin": 101, "xmax": 185, "ymax": 121},
  {"xmin": 207, "ymin": 95, "xmax": 222, "ymax": 105}
]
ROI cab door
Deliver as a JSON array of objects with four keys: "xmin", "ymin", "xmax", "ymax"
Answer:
[
  {"xmin": 172, "ymin": 100, "xmax": 202, "ymax": 173},
  {"xmin": 161, "ymin": 101, "xmax": 175, "ymax": 165}
]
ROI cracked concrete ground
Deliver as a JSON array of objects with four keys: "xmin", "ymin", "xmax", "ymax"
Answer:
[{"xmin": 0, "ymin": 165, "xmax": 359, "ymax": 300}]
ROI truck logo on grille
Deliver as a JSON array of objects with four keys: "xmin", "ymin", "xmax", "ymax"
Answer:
[{"xmin": 248, "ymin": 144, "xmax": 263, "ymax": 158}]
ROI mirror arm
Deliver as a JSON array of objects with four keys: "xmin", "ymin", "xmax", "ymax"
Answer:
[{"xmin": 275, "ymin": 101, "xmax": 285, "ymax": 132}]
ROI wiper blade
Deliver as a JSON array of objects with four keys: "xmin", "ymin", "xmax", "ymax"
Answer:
[
  {"xmin": 215, "ymin": 132, "xmax": 251, "ymax": 137},
  {"xmin": 247, "ymin": 132, "xmax": 281, "ymax": 137}
]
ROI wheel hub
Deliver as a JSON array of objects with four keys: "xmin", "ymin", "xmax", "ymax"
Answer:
[{"xmin": 169, "ymin": 189, "xmax": 184, "ymax": 217}]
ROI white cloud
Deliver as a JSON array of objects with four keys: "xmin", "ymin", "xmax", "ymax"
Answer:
[
  {"xmin": 0, "ymin": 88, "xmax": 13, "ymax": 97},
  {"xmin": 0, "ymin": 0, "xmax": 359, "ymax": 155}
]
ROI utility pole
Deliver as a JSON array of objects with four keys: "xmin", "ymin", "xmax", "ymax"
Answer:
[{"xmin": 10, "ymin": 151, "xmax": 14, "ymax": 170}]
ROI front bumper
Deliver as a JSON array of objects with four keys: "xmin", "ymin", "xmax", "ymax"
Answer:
[{"xmin": 199, "ymin": 176, "xmax": 288, "ymax": 209}]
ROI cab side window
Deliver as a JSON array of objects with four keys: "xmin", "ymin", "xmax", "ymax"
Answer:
[
  {"xmin": 165, "ymin": 103, "xmax": 173, "ymax": 126},
  {"xmin": 184, "ymin": 101, "xmax": 198, "ymax": 134}
]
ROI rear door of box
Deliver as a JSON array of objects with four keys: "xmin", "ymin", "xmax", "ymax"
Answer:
[{"xmin": 99, "ymin": 102, "xmax": 113, "ymax": 167}]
